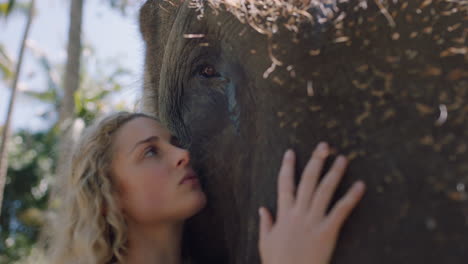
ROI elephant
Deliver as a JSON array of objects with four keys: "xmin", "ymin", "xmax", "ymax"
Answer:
[{"xmin": 138, "ymin": 0, "xmax": 468, "ymax": 263}]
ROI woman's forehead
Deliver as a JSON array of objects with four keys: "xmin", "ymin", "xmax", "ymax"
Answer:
[{"xmin": 115, "ymin": 117, "xmax": 171, "ymax": 150}]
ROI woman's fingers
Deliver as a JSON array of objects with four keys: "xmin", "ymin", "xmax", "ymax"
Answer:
[
  {"xmin": 325, "ymin": 181, "xmax": 366, "ymax": 234},
  {"xmin": 296, "ymin": 142, "xmax": 329, "ymax": 210},
  {"xmin": 309, "ymin": 155, "xmax": 349, "ymax": 218},
  {"xmin": 277, "ymin": 149, "xmax": 296, "ymax": 219},
  {"xmin": 259, "ymin": 207, "xmax": 273, "ymax": 242}
]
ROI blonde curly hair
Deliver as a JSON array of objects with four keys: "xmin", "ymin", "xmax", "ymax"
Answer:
[{"xmin": 46, "ymin": 111, "xmax": 160, "ymax": 264}]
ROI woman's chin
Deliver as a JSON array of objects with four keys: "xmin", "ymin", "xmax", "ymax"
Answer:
[
  {"xmin": 191, "ymin": 191, "xmax": 207, "ymax": 215},
  {"xmin": 181, "ymin": 191, "xmax": 207, "ymax": 220}
]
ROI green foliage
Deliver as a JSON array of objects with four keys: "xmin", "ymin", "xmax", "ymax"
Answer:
[
  {"xmin": 7, "ymin": 0, "xmax": 16, "ymax": 14},
  {"xmin": 103, "ymin": 0, "xmax": 143, "ymax": 15},
  {"xmin": 22, "ymin": 42, "xmax": 132, "ymax": 124},
  {"xmin": 0, "ymin": 1, "xmax": 136, "ymax": 262},
  {"xmin": 0, "ymin": 129, "xmax": 57, "ymax": 264},
  {"xmin": 0, "ymin": 59, "xmax": 131, "ymax": 262},
  {"xmin": 74, "ymin": 62, "xmax": 130, "ymax": 124},
  {"xmin": 0, "ymin": 1, "xmax": 29, "ymax": 18},
  {"xmin": 0, "ymin": 1, "xmax": 14, "ymax": 17},
  {"xmin": 107, "ymin": 0, "xmax": 129, "ymax": 14},
  {"xmin": 0, "ymin": 44, "xmax": 13, "ymax": 80},
  {"xmin": 0, "ymin": 60, "xmax": 131, "ymax": 263},
  {"xmin": 0, "ymin": 0, "xmax": 33, "ymax": 81}
]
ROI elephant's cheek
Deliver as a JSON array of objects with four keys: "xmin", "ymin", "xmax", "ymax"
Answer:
[{"xmin": 183, "ymin": 94, "xmax": 227, "ymax": 134}]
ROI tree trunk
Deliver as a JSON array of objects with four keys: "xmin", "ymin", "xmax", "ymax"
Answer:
[
  {"xmin": 0, "ymin": 0, "xmax": 35, "ymax": 214},
  {"xmin": 54, "ymin": 0, "xmax": 84, "ymax": 194}
]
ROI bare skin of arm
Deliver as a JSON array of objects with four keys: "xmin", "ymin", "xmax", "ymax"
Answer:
[{"xmin": 259, "ymin": 142, "xmax": 366, "ymax": 264}]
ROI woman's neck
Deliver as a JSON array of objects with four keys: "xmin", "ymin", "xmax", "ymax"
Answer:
[{"xmin": 124, "ymin": 221, "xmax": 184, "ymax": 264}]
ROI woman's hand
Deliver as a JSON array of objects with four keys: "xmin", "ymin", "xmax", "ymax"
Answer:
[{"xmin": 258, "ymin": 142, "xmax": 366, "ymax": 264}]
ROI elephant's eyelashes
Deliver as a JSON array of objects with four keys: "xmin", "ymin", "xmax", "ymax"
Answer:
[{"xmin": 198, "ymin": 64, "xmax": 220, "ymax": 78}]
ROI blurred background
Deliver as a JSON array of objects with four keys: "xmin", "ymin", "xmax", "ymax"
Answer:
[{"xmin": 0, "ymin": 0, "xmax": 145, "ymax": 262}]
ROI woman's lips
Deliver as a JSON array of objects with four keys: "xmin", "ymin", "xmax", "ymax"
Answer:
[{"xmin": 180, "ymin": 171, "xmax": 199, "ymax": 185}]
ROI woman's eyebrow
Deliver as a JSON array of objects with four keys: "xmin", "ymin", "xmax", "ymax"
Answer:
[{"xmin": 129, "ymin": 135, "xmax": 159, "ymax": 154}]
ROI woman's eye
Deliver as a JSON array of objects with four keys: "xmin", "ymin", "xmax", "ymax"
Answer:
[
  {"xmin": 144, "ymin": 146, "xmax": 158, "ymax": 158},
  {"xmin": 199, "ymin": 64, "xmax": 220, "ymax": 78}
]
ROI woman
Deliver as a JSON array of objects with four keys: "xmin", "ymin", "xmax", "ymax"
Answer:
[{"xmin": 46, "ymin": 112, "xmax": 365, "ymax": 264}]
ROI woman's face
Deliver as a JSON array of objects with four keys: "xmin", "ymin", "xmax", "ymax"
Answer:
[{"xmin": 111, "ymin": 117, "xmax": 206, "ymax": 224}]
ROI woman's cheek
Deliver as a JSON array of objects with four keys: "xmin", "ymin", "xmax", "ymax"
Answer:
[
  {"xmin": 127, "ymin": 167, "xmax": 174, "ymax": 222},
  {"xmin": 141, "ymin": 166, "xmax": 173, "ymax": 198}
]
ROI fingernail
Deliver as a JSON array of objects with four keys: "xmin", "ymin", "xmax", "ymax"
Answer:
[
  {"xmin": 318, "ymin": 142, "xmax": 328, "ymax": 151},
  {"xmin": 353, "ymin": 181, "xmax": 365, "ymax": 192},
  {"xmin": 284, "ymin": 149, "xmax": 293, "ymax": 159},
  {"xmin": 337, "ymin": 155, "xmax": 347, "ymax": 164},
  {"xmin": 258, "ymin": 207, "xmax": 264, "ymax": 216}
]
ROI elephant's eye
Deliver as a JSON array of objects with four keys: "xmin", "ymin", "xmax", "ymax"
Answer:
[{"xmin": 198, "ymin": 64, "xmax": 220, "ymax": 78}]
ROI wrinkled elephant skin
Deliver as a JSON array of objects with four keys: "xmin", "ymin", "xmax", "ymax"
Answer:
[{"xmin": 139, "ymin": 0, "xmax": 468, "ymax": 263}]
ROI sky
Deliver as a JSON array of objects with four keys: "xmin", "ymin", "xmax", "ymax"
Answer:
[{"xmin": 0, "ymin": 0, "xmax": 145, "ymax": 131}]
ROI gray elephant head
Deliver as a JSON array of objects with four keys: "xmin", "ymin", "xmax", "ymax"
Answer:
[{"xmin": 139, "ymin": 0, "xmax": 467, "ymax": 263}]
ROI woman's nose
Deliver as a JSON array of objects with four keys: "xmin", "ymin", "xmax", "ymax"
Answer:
[{"xmin": 175, "ymin": 148, "xmax": 190, "ymax": 168}]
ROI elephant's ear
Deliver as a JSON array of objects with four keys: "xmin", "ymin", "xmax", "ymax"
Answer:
[{"xmin": 139, "ymin": 0, "xmax": 181, "ymax": 117}]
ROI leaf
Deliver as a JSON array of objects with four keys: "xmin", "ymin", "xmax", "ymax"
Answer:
[
  {"xmin": 113, "ymin": 83, "xmax": 122, "ymax": 92},
  {"xmin": 0, "ymin": 62, "xmax": 12, "ymax": 80},
  {"xmin": 0, "ymin": 44, "xmax": 13, "ymax": 79},
  {"xmin": 0, "ymin": 3, "xmax": 8, "ymax": 16},
  {"xmin": 0, "ymin": 44, "xmax": 13, "ymax": 63},
  {"xmin": 103, "ymin": 0, "xmax": 132, "ymax": 16},
  {"xmin": 18, "ymin": 207, "xmax": 44, "ymax": 227},
  {"xmin": 28, "ymin": 48, "xmax": 60, "ymax": 93},
  {"xmin": 22, "ymin": 90, "xmax": 58, "ymax": 104},
  {"xmin": 74, "ymin": 89, "xmax": 84, "ymax": 114},
  {"xmin": 0, "ymin": 0, "xmax": 29, "ymax": 17},
  {"xmin": 6, "ymin": 0, "xmax": 16, "ymax": 15},
  {"xmin": 87, "ymin": 90, "xmax": 110, "ymax": 102},
  {"xmin": 38, "ymin": 56, "xmax": 52, "ymax": 72}
]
